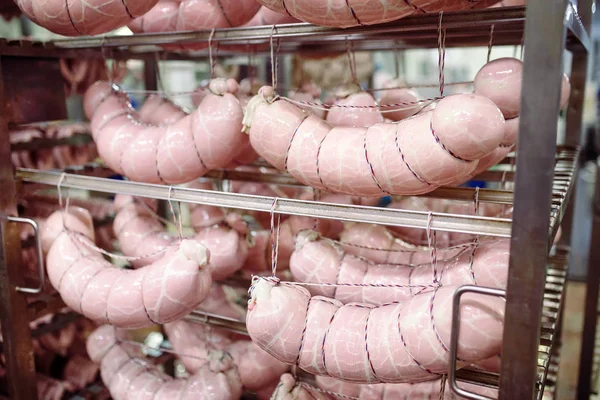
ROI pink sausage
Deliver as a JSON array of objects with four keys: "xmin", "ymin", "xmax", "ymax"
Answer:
[
  {"xmin": 136, "ymin": 88, "xmax": 258, "ymax": 168},
  {"xmin": 16, "ymin": 0, "xmax": 158, "ymax": 36},
  {"xmin": 129, "ymin": 0, "xmax": 260, "ymax": 33},
  {"xmin": 41, "ymin": 207, "xmax": 212, "ymax": 328},
  {"xmin": 245, "ymin": 85, "xmax": 505, "ymax": 197},
  {"xmin": 242, "ymin": 6, "xmax": 299, "ymax": 26},
  {"xmin": 83, "ymin": 78, "xmax": 245, "ymax": 184},
  {"xmin": 138, "ymin": 95, "xmax": 188, "ymax": 125},
  {"xmin": 164, "ymin": 317, "xmax": 287, "ymax": 391},
  {"xmin": 86, "ymin": 325, "xmax": 243, "ymax": 400},
  {"xmin": 290, "ymin": 231, "xmax": 509, "ymax": 304},
  {"xmin": 114, "ymin": 194, "xmax": 249, "ymax": 281},
  {"xmin": 227, "ymin": 340, "xmax": 289, "ymax": 391},
  {"xmin": 254, "ymin": 0, "xmax": 502, "ymax": 28},
  {"xmin": 113, "ymin": 195, "xmax": 172, "ymax": 268},
  {"xmin": 338, "ymin": 223, "xmax": 467, "ymax": 265},
  {"xmin": 387, "ymin": 198, "xmax": 507, "ymax": 246},
  {"xmin": 246, "ymin": 280, "xmax": 505, "ymax": 383},
  {"xmin": 163, "ymin": 320, "xmax": 233, "ymax": 373},
  {"xmin": 326, "ymin": 90, "xmax": 384, "ymax": 128},
  {"xmin": 379, "ymin": 81, "xmax": 421, "ymax": 122}
]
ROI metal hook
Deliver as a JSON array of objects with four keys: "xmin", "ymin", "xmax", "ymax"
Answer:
[
  {"xmin": 10, "ymin": 217, "xmax": 45, "ymax": 294},
  {"xmin": 449, "ymin": 285, "xmax": 506, "ymax": 400}
]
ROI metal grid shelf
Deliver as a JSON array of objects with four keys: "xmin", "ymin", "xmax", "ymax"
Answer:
[
  {"xmin": 13, "ymin": 146, "xmax": 579, "ymax": 243},
  {"xmin": 0, "ymin": 4, "xmax": 589, "ymax": 60}
]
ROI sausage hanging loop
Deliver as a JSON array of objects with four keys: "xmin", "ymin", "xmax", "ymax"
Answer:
[
  {"xmin": 166, "ymin": 186, "xmax": 184, "ymax": 241},
  {"xmin": 426, "ymin": 212, "xmax": 439, "ymax": 284},
  {"xmin": 437, "ymin": 12, "xmax": 447, "ymax": 97},
  {"xmin": 487, "ymin": 25, "xmax": 496, "ymax": 63},
  {"xmin": 269, "ymin": 197, "xmax": 282, "ymax": 278},
  {"xmin": 208, "ymin": 29, "xmax": 217, "ymax": 79}
]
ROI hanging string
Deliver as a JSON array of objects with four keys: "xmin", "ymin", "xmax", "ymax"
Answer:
[
  {"xmin": 426, "ymin": 212, "xmax": 439, "ymax": 284},
  {"xmin": 99, "ymin": 36, "xmax": 113, "ymax": 86},
  {"xmin": 487, "ymin": 25, "xmax": 495, "ymax": 63},
  {"xmin": 346, "ymin": 38, "xmax": 359, "ymax": 85},
  {"xmin": 208, "ymin": 29, "xmax": 216, "ymax": 79},
  {"xmin": 520, "ymin": 34, "xmax": 525, "ymax": 60},
  {"xmin": 312, "ymin": 188, "xmax": 320, "ymax": 231},
  {"xmin": 281, "ymin": 95, "xmax": 441, "ymax": 112},
  {"xmin": 438, "ymin": 374, "xmax": 447, "ymax": 400},
  {"xmin": 473, "ymin": 187, "xmax": 481, "ymax": 216},
  {"xmin": 437, "ymin": 12, "xmax": 447, "ymax": 97},
  {"xmin": 166, "ymin": 186, "xmax": 184, "ymax": 240},
  {"xmin": 270, "ymin": 25, "xmax": 280, "ymax": 89},
  {"xmin": 296, "ymin": 382, "xmax": 359, "ymax": 400},
  {"xmin": 256, "ymin": 275, "xmax": 439, "ymax": 290},
  {"xmin": 154, "ymin": 52, "xmax": 165, "ymax": 94},
  {"xmin": 269, "ymin": 197, "xmax": 282, "ymax": 279}
]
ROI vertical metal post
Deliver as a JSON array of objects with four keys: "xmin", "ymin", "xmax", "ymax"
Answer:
[
  {"xmin": 560, "ymin": 37, "xmax": 591, "ymax": 248},
  {"xmin": 577, "ymin": 160, "xmax": 600, "ymax": 399},
  {"xmin": 498, "ymin": 1, "xmax": 569, "ymax": 399},
  {"xmin": 0, "ymin": 57, "xmax": 38, "ymax": 399}
]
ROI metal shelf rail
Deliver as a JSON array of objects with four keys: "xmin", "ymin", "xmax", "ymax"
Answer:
[
  {"xmin": 0, "ymin": 1, "xmax": 593, "ymax": 399},
  {"xmin": 0, "ymin": 5, "xmax": 590, "ymax": 60}
]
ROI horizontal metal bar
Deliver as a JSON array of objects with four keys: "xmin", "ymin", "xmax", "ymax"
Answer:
[
  {"xmin": 15, "ymin": 169, "xmax": 513, "ymax": 237},
  {"xmin": 49, "ymin": 8, "xmax": 527, "ymax": 50},
  {"xmin": 183, "ymin": 310, "xmax": 247, "ymax": 335}
]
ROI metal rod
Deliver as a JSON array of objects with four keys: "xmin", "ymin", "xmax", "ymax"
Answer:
[
  {"xmin": 449, "ymin": 285, "xmax": 506, "ymax": 400},
  {"xmin": 49, "ymin": 8, "xmax": 527, "ymax": 49},
  {"xmin": 15, "ymin": 169, "xmax": 513, "ymax": 237},
  {"xmin": 6, "ymin": 217, "xmax": 45, "ymax": 294},
  {"xmin": 498, "ymin": 1, "xmax": 570, "ymax": 398},
  {"xmin": 183, "ymin": 310, "xmax": 247, "ymax": 335}
]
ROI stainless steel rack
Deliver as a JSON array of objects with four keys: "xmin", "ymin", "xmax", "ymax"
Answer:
[{"xmin": 0, "ymin": 1, "xmax": 593, "ymax": 399}]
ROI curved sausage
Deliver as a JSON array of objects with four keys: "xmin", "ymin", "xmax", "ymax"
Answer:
[
  {"xmin": 84, "ymin": 78, "xmax": 245, "ymax": 184},
  {"xmin": 290, "ymin": 230, "xmax": 509, "ymax": 304},
  {"xmin": 379, "ymin": 81, "xmax": 421, "ymax": 122},
  {"xmin": 135, "ymin": 86, "xmax": 259, "ymax": 167},
  {"xmin": 325, "ymin": 85, "xmax": 384, "ymax": 128},
  {"xmin": 387, "ymin": 197, "xmax": 507, "ymax": 246},
  {"xmin": 129, "ymin": 0, "xmax": 260, "ymax": 33},
  {"xmin": 242, "ymin": 6, "xmax": 299, "ymax": 26},
  {"xmin": 113, "ymin": 194, "xmax": 249, "ymax": 281},
  {"xmin": 138, "ymin": 95, "xmax": 188, "ymax": 125},
  {"xmin": 244, "ymin": 85, "xmax": 505, "ymax": 197},
  {"xmin": 246, "ymin": 279, "xmax": 505, "ymax": 383},
  {"xmin": 86, "ymin": 325, "xmax": 243, "ymax": 400},
  {"xmin": 254, "ymin": 0, "xmax": 502, "ymax": 28},
  {"xmin": 15, "ymin": 0, "xmax": 159, "ymax": 36},
  {"xmin": 41, "ymin": 207, "xmax": 212, "ymax": 328}
]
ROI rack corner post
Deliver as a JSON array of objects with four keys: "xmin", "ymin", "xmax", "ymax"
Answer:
[
  {"xmin": 498, "ymin": 0, "xmax": 570, "ymax": 399},
  {"xmin": 0, "ymin": 56, "xmax": 38, "ymax": 400}
]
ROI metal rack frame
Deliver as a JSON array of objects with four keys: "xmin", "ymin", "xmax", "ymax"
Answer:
[{"xmin": 0, "ymin": 1, "xmax": 593, "ymax": 399}]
